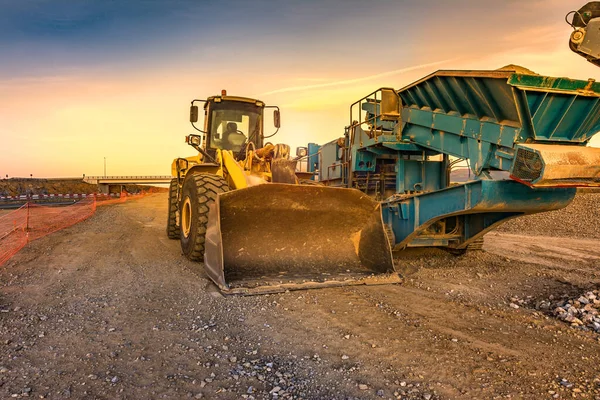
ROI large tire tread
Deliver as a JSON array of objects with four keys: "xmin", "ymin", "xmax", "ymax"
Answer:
[
  {"xmin": 166, "ymin": 178, "xmax": 180, "ymax": 239},
  {"xmin": 180, "ymin": 174, "xmax": 229, "ymax": 261}
]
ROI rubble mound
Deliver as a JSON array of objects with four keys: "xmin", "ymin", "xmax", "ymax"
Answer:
[
  {"xmin": 0, "ymin": 178, "xmax": 95, "ymax": 197},
  {"xmin": 0, "ymin": 178, "xmax": 166, "ymax": 197},
  {"xmin": 539, "ymin": 291, "xmax": 600, "ymax": 333},
  {"xmin": 498, "ymin": 192, "xmax": 600, "ymax": 239}
]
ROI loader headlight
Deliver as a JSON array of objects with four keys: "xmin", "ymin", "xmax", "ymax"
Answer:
[
  {"xmin": 296, "ymin": 146, "xmax": 308, "ymax": 157},
  {"xmin": 187, "ymin": 134, "xmax": 202, "ymax": 146}
]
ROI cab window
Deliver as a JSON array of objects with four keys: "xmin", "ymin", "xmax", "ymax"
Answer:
[{"xmin": 209, "ymin": 102, "xmax": 262, "ymax": 152}]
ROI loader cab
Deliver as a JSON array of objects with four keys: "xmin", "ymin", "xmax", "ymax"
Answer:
[
  {"xmin": 205, "ymin": 97, "xmax": 265, "ymax": 153},
  {"xmin": 189, "ymin": 92, "xmax": 281, "ymax": 160}
]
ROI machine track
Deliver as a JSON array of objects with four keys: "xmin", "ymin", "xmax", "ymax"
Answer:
[
  {"xmin": 180, "ymin": 173, "xmax": 229, "ymax": 261},
  {"xmin": 166, "ymin": 178, "xmax": 179, "ymax": 239},
  {"xmin": 467, "ymin": 237, "xmax": 485, "ymax": 251}
]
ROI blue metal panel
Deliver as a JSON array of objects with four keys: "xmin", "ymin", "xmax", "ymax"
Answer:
[
  {"xmin": 399, "ymin": 160, "xmax": 443, "ymax": 193},
  {"xmin": 307, "ymin": 143, "xmax": 320, "ymax": 174},
  {"xmin": 353, "ymin": 150, "xmax": 376, "ymax": 172},
  {"xmin": 397, "ymin": 69, "xmax": 600, "ymax": 175},
  {"xmin": 429, "ymin": 112, "xmax": 463, "ymax": 134},
  {"xmin": 523, "ymin": 90, "xmax": 600, "ymax": 142},
  {"xmin": 400, "ymin": 72, "xmax": 521, "ymax": 123},
  {"xmin": 382, "ymin": 180, "xmax": 575, "ymax": 249}
]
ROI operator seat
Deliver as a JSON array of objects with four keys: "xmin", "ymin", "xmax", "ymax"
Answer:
[{"xmin": 222, "ymin": 122, "xmax": 246, "ymax": 152}]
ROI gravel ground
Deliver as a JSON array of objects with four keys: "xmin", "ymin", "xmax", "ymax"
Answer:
[
  {"xmin": 498, "ymin": 192, "xmax": 600, "ymax": 239},
  {"xmin": 0, "ymin": 193, "xmax": 599, "ymax": 399}
]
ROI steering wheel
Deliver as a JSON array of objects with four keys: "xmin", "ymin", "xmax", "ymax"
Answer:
[{"xmin": 227, "ymin": 130, "xmax": 247, "ymax": 143}]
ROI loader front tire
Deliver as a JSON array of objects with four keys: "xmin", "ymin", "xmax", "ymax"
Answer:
[
  {"xmin": 179, "ymin": 173, "xmax": 229, "ymax": 261},
  {"xmin": 166, "ymin": 178, "xmax": 180, "ymax": 239}
]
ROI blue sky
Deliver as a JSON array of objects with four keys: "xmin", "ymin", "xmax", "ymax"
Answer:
[
  {"xmin": 0, "ymin": 0, "xmax": 572, "ymax": 78},
  {"xmin": 0, "ymin": 0, "xmax": 598, "ymax": 177}
]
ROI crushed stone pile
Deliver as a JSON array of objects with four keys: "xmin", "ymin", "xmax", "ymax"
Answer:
[
  {"xmin": 498, "ymin": 192, "xmax": 600, "ymax": 239},
  {"xmin": 537, "ymin": 290, "xmax": 600, "ymax": 333}
]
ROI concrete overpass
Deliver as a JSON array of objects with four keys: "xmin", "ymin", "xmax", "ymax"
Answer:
[{"xmin": 83, "ymin": 176, "xmax": 172, "ymax": 194}]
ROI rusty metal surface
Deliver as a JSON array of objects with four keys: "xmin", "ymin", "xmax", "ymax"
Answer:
[
  {"xmin": 255, "ymin": 143, "xmax": 275, "ymax": 158},
  {"xmin": 397, "ymin": 69, "xmax": 515, "ymax": 93},
  {"xmin": 219, "ymin": 273, "xmax": 402, "ymax": 295},
  {"xmin": 271, "ymin": 159, "xmax": 299, "ymax": 184},
  {"xmin": 295, "ymin": 171, "xmax": 315, "ymax": 181},
  {"xmin": 203, "ymin": 184, "xmax": 394, "ymax": 294},
  {"xmin": 515, "ymin": 144, "xmax": 600, "ymax": 187},
  {"xmin": 204, "ymin": 201, "xmax": 225, "ymax": 287}
]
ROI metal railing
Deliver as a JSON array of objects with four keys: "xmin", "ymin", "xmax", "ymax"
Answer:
[{"xmin": 84, "ymin": 176, "xmax": 172, "ymax": 180}]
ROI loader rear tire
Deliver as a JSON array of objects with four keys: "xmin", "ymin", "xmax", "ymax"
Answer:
[
  {"xmin": 179, "ymin": 173, "xmax": 229, "ymax": 261},
  {"xmin": 166, "ymin": 178, "xmax": 180, "ymax": 239}
]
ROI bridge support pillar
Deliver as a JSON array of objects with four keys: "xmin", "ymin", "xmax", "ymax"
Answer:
[
  {"xmin": 98, "ymin": 184, "xmax": 109, "ymax": 194},
  {"xmin": 109, "ymin": 184, "xmax": 124, "ymax": 194},
  {"xmin": 98, "ymin": 184, "xmax": 125, "ymax": 194}
]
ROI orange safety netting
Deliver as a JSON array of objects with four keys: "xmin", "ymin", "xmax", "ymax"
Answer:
[
  {"xmin": 0, "ymin": 191, "xmax": 149, "ymax": 266},
  {"xmin": 0, "ymin": 204, "xmax": 28, "ymax": 267}
]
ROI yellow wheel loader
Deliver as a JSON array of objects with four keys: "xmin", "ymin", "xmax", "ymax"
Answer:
[{"xmin": 167, "ymin": 91, "xmax": 398, "ymax": 294}]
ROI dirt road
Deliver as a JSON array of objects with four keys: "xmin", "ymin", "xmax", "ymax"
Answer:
[{"xmin": 1, "ymin": 194, "xmax": 599, "ymax": 399}]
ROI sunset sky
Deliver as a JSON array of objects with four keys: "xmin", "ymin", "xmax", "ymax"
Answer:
[{"xmin": 1, "ymin": 0, "xmax": 599, "ymax": 177}]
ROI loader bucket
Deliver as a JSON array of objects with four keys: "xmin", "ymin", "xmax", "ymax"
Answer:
[{"xmin": 204, "ymin": 184, "xmax": 399, "ymax": 295}]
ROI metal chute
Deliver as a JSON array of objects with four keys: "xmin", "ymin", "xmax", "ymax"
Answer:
[
  {"xmin": 511, "ymin": 144, "xmax": 600, "ymax": 187},
  {"xmin": 204, "ymin": 184, "xmax": 399, "ymax": 295}
]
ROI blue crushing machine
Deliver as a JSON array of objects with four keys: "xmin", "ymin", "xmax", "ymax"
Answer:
[{"xmin": 306, "ymin": 68, "xmax": 600, "ymax": 252}]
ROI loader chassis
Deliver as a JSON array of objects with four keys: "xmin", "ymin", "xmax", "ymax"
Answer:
[{"xmin": 169, "ymin": 94, "xmax": 396, "ymax": 294}]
